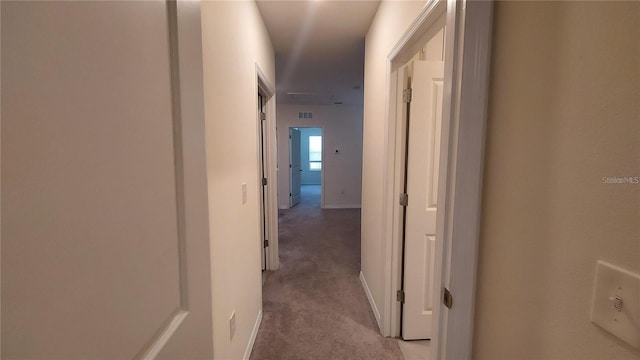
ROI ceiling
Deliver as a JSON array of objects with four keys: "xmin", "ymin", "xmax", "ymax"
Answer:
[{"xmin": 256, "ymin": 0, "xmax": 381, "ymax": 105}]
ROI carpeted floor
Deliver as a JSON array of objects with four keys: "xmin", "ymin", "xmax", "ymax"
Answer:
[{"xmin": 250, "ymin": 185, "xmax": 404, "ymax": 360}]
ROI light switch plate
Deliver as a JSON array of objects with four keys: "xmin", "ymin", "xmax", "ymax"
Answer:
[{"xmin": 590, "ymin": 260, "xmax": 640, "ymax": 349}]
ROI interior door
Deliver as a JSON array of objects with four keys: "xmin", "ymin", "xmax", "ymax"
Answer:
[
  {"xmin": 2, "ymin": 1, "xmax": 188, "ymax": 357},
  {"xmin": 402, "ymin": 60, "xmax": 445, "ymax": 340},
  {"xmin": 289, "ymin": 128, "xmax": 302, "ymax": 207},
  {"xmin": 259, "ymin": 95, "xmax": 267, "ymax": 271}
]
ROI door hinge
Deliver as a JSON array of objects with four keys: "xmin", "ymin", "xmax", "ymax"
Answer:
[
  {"xmin": 289, "ymin": 193, "xmax": 292, "ymax": 197},
  {"xmin": 397, "ymin": 290, "xmax": 405, "ymax": 303},
  {"xmin": 399, "ymin": 193, "xmax": 408, "ymax": 207},
  {"xmin": 262, "ymin": 177, "xmax": 267, "ymax": 186},
  {"xmin": 260, "ymin": 112, "xmax": 266, "ymax": 121},
  {"xmin": 264, "ymin": 239, "xmax": 269, "ymax": 248},
  {"xmin": 289, "ymin": 164, "xmax": 292, "ymax": 168},
  {"xmin": 403, "ymin": 88, "xmax": 412, "ymax": 103},
  {"xmin": 443, "ymin": 287, "xmax": 453, "ymax": 309}
]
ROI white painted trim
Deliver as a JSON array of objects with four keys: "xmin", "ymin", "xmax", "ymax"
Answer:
[
  {"xmin": 256, "ymin": 64, "xmax": 275, "ymax": 95},
  {"xmin": 321, "ymin": 204, "xmax": 361, "ymax": 209},
  {"xmin": 137, "ymin": 309, "xmax": 189, "ymax": 360},
  {"xmin": 380, "ymin": 52, "xmax": 400, "ymax": 339},
  {"xmin": 380, "ymin": 1, "xmax": 493, "ymax": 359},
  {"xmin": 434, "ymin": 2, "xmax": 493, "ymax": 359},
  {"xmin": 243, "ymin": 310, "xmax": 263, "ymax": 360},
  {"xmin": 360, "ymin": 271, "xmax": 382, "ymax": 331},
  {"xmin": 388, "ymin": 0, "xmax": 444, "ymax": 65}
]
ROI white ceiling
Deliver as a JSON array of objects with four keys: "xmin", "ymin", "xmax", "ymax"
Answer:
[{"xmin": 256, "ymin": 0, "xmax": 381, "ymax": 105}]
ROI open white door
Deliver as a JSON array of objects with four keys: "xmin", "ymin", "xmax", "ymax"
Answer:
[
  {"xmin": 289, "ymin": 128, "xmax": 302, "ymax": 207},
  {"xmin": 258, "ymin": 100, "xmax": 267, "ymax": 271},
  {"xmin": 402, "ymin": 60, "xmax": 445, "ymax": 340}
]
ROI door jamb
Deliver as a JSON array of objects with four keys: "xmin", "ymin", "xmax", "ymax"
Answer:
[
  {"xmin": 256, "ymin": 64, "xmax": 278, "ymax": 270},
  {"xmin": 380, "ymin": 1, "xmax": 493, "ymax": 359}
]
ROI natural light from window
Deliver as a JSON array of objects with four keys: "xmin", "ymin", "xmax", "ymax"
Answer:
[{"xmin": 309, "ymin": 135, "xmax": 322, "ymax": 171}]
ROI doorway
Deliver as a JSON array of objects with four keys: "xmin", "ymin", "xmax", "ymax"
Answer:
[
  {"xmin": 288, "ymin": 127, "xmax": 323, "ymax": 208},
  {"xmin": 256, "ymin": 66, "xmax": 279, "ymax": 272},
  {"xmin": 398, "ymin": 25, "xmax": 446, "ymax": 341},
  {"xmin": 379, "ymin": 1, "xmax": 494, "ymax": 359}
]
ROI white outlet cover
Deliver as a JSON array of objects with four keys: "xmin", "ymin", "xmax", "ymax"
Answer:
[{"xmin": 590, "ymin": 260, "xmax": 640, "ymax": 349}]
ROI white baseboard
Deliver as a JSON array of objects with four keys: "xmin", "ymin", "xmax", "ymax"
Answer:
[
  {"xmin": 243, "ymin": 310, "xmax": 262, "ymax": 360},
  {"xmin": 322, "ymin": 204, "xmax": 361, "ymax": 209},
  {"xmin": 359, "ymin": 271, "xmax": 381, "ymax": 331}
]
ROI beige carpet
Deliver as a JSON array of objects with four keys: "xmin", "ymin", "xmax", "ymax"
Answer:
[{"xmin": 250, "ymin": 185, "xmax": 404, "ymax": 360}]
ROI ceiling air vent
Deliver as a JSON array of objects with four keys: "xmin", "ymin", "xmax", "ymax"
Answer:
[{"xmin": 298, "ymin": 112, "xmax": 313, "ymax": 119}]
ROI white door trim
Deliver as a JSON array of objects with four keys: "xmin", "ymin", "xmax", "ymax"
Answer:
[
  {"xmin": 435, "ymin": 2, "xmax": 493, "ymax": 358},
  {"xmin": 256, "ymin": 64, "xmax": 279, "ymax": 270},
  {"xmin": 380, "ymin": 1, "xmax": 493, "ymax": 359}
]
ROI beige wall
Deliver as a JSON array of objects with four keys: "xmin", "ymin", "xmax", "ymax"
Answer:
[
  {"xmin": 200, "ymin": 1, "xmax": 275, "ymax": 359},
  {"xmin": 360, "ymin": 0, "xmax": 426, "ymax": 324},
  {"xmin": 2, "ymin": 1, "xmax": 213, "ymax": 358},
  {"xmin": 474, "ymin": 1, "xmax": 640, "ymax": 359},
  {"xmin": 277, "ymin": 104, "xmax": 363, "ymax": 209}
]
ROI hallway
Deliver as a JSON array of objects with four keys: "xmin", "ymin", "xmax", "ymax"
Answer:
[{"xmin": 250, "ymin": 185, "xmax": 403, "ymax": 360}]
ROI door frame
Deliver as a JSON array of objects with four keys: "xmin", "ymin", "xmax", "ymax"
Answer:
[
  {"xmin": 256, "ymin": 64, "xmax": 279, "ymax": 271},
  {"xmin": 380, "ymin": 0, "xmax": 493, "ymax": 359},
  {"xmin": 286, "ymin": 126, "xmax": 326, "ymax": 209}
]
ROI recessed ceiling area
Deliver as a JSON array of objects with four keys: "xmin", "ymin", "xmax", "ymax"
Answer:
[{"xmin": 256, "ymin": 0, "xmax": 381, "ymax": 105}]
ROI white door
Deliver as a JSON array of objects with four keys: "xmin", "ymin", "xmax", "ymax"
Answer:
[
  {"xmin": 259, "ymin": 108, "xmax": 267, "ymax": 271},
  {"xmin": 289, "ymin": 128, "xmax": 302, "ymax": 207},
  {"xmin": 2, "ymin": 1, "xmax": 193, "ymax": 357},
  {"xmin": 402, "ymin": 60, "xmax": 445, "ymax": 340}
]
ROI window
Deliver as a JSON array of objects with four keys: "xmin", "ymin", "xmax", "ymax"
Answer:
[{"xmin": 309, "ymin": 135, "xmax": 322, "ymax": 171}]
